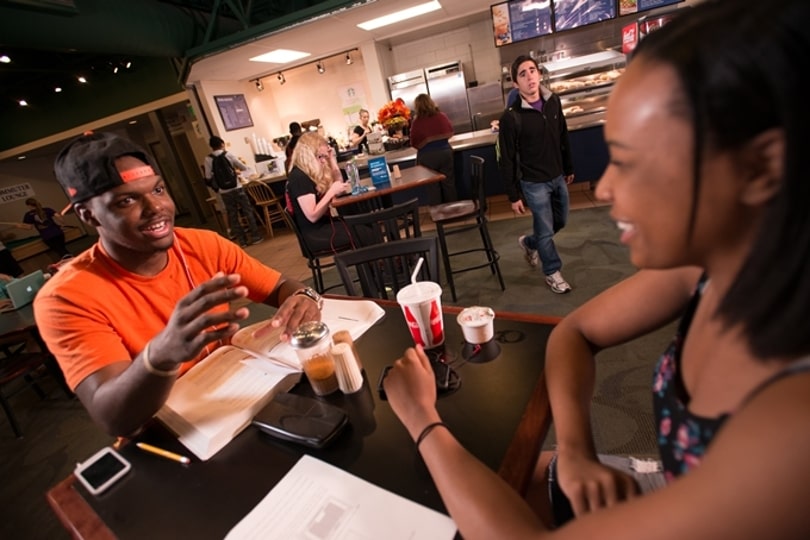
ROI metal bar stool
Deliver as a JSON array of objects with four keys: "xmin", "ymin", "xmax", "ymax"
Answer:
[{"xmin": 428, "ymin": 155, "xmax": 505, "ymax": 302}]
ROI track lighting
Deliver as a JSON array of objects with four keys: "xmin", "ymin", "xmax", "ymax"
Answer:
[
  {"xmin": 255, "ymin": 78, "xmax": 264, "ymax": 91},
  {"xmin": 277, "ymin": 72, "xmax": 286, "ymax": 85},
  {"xmin": 316, "ymin": 61, "xmax": 325, "ymax": 74},
  {"xmin": 345, "ymin": 52, "xmax": 353, "ymax": 65}
]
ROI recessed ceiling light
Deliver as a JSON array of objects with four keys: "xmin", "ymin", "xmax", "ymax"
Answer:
[
  {"xmin": 249, "ymin": 49, "xmax": 311, "ymax": 64},
  {"xmin": 77, "ymin": 76, "xmax": 87, "ymax": 83},
  {"xmin": 128, "ymin": 120, "xmax": 138, "ymax": 125},
  {"xmin": 357, "ymin": 1, "xmax": 442, "ymax": 31},
  {"xmin": 0, "ymin": 55, "xmax": 10, "ymax": 64},
  {"xmin": 17, "ymin": 155, "xmax": 26, "ymax": 160},
  {"xmin": 18, "ymin": 99, "xmax": 28, "ymax": 106},
  {"xmin": 54, "ymin": 87, "xmax": 62, "ymax": 93}
]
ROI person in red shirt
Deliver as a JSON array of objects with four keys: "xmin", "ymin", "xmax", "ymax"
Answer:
[{"xmin": 409, "ymin": 94, "xmax": 457, "ymax": 205}]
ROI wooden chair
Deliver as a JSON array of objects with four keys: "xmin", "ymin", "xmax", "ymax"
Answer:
[
  {"xmin": 341, "ymin": 197, "xmax": 422, "ymax": 247},
  {"xmin": 284, "ymin": 208, "xmax": 347, "ymax": 294},
  {"xmin": 428, "ymin": 155, "xmax": 505, "ymax": 302},
  {"xmin": 335, "ymin": 236, "xmax": 440, "ymax": 300},
  {"xmin": 244, "ymin": 181, "xmax": 288, "ymax": 238},
  {"xmin": 0, "ymin": 331, "xmax": 72, "ymax": 438}
]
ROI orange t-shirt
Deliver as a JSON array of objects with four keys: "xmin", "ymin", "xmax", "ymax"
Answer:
[{"xmin": 34, "ymin": 228, "xmax": 281, "ymax": 390}]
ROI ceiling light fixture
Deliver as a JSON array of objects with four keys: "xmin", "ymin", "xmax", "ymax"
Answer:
[
  {"xmin": 255, "ymin": 78, "xmax": 264, "ymax": 91},
  {"xmin": 113, "ymin": 66, "xmax": 119, "ymax": 74},
  {"xmin": 316, "ymin": 61, "xmax": 325, "ymax": 74},
  {"xmin": 77, "ymin": 76, "xmax": 87, "ymax": 83},
  {"xmin": 18, "ymin": 99, "xmax": 28, "ymax": 106},
  {"xmin": 277, "ymin": 72, "xmax": 286, "ymax": 85},
  {"xmin": 125, "ymin": 61, "xmax": 132, "ymax": 69},
  {"xmin": 0, "ymin": 55, "xmax": 11, "ymax": 64},
  {"xmin": 345, "ymin": 52, "xmax": 353, "ymax": 65},
  {"xmin": 54, "ymin": 87, "xmax": 62, "ymax": 93},
  {"xmin": 357, "ymin": 0, "xmax": 441, "ymax": 31},
  {"xmin": 250, "ymin": 49, "xmax": 311, "ymax": 64}
]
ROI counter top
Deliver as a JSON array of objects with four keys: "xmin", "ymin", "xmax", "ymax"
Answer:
[{"xmin": 340, "ymin": 128, "xmax": 499, "ymax": 168}]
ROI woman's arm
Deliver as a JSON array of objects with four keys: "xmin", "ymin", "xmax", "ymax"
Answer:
[
  {"xmin": 547, "ymin": 267, "xmax": 700, "ymax": 515},
  {"xmin": 384, "ymin": 302, "xmax": 810, "ymax": 539}
]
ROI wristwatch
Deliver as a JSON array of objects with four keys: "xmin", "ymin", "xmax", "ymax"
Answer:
[{"xmin": 293, "ymin": 287, "xmax": 323, "ymax": 310}]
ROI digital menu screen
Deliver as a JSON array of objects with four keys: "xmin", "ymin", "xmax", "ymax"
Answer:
[
  {"xmin": 552, "ymin": 0, "xmax": 616, "ymax": 32},
  {"xmin": 214, "ymin": 94, "xmax": 254, "ymax": 131},
  {"xmin": 620, "ymin": 0, "xmax": 684, "ymax": 17},
  {"xmin": 492, "ymin": 1, "xmax": 553, "ymax": 48}
]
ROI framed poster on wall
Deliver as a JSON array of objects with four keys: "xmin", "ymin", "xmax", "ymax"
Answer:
[{"xmin": 214, "ymin": 94, "xmax": 254, "ymax": 131}]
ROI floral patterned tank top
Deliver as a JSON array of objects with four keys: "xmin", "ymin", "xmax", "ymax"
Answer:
[{"xmin": 653, "ymin": 276, "xmax": 810, "ymax": 482}]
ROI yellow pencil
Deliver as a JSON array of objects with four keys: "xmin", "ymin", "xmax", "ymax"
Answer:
[{"xmin": 135, "ymin": 442, "xmax": 191, "ymax": 465}]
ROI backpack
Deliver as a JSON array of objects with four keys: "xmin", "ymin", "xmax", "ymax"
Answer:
[
  {"xmin": 209, "ymin": 151, "xmax": 238, "ymax": 191},
  {"xmin": 495, "ymin": 107, "xmax": 522, "ymax": 181}
]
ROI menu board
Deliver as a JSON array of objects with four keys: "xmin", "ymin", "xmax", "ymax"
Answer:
[
  {"xmin": 491, "ymin": 1, "xmax": 552, "ymax": 47},
  {"xmin": 552, "ymin": 0, "xmax": 616, "ymax": 32},
  {"xmin": 214, "ymin": 94, "xmax": 254, "ymax": 131},
  {"xmin": 620, "ymin": 0, "xmax": 684, "ymax": 17}
]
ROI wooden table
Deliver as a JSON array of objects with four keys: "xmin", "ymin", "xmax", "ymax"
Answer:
[
  {"xmin": 47, "ymin": 300, "xmax": 556, "ymax": 539},
  {"xmin": 331, "ymin": 164, "xmax": 445, "ymax": 209}
]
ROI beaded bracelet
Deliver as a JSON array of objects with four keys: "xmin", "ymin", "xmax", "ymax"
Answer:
[
  {"xmin": 415, "ymin": 421, "xmax": 449, "ymax": 451},
  {"xmin": 141, "ymin": 342, "xmax": 179, "ymax": 377}
]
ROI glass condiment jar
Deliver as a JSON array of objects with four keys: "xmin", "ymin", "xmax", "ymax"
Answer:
[{"xmin": 290, "ymin": 321, "xmax": 338, "ymax": 396}]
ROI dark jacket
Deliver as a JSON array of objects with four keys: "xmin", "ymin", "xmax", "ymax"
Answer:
[{"xmin": 498, "ymin": 86, "xmax": 574, "ymax": 203}]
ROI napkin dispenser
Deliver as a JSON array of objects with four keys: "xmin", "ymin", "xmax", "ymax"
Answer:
[{"xmin": 367, "ymin": 131, "xmax": 385, "ymax": 155}]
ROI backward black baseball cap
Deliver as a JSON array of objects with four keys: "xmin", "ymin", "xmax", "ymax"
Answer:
[{"xmin": 54, "ymin": 131, "xmax": 161, "ymax": 208}]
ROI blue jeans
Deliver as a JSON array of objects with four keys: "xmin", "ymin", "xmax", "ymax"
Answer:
[
  {"xmin": 221, "ymin": 188, "xmax": 261, "ymax": 244},
  {"xmin": 520, "ymin": 176, "xmax": 569, "ymax": 275}
]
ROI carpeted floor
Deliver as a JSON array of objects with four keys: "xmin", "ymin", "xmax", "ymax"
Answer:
[{"xmin": 0, "ymin": 205, "xmax": 672, "ymax": 539}]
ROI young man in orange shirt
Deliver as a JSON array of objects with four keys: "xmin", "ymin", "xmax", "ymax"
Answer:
[{"xmin": 35, "ymin": 132, "xmax": 323, "ymax": 436}]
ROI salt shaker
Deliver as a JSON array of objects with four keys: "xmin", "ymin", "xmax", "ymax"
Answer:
[
  {"xmin": 331, "ymin": 342, "xmax": 363, "ymax": 394},
  {"xmin": 332, "ymin": 330, "xmax": 362, "ymax": 371}
]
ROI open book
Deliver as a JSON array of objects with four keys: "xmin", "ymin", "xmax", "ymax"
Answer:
[{"xmin": 155, "ymin": 298, "xmax": 385, "ymax": 461}]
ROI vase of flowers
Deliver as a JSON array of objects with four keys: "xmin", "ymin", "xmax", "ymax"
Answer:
[{"xmin": 378, "ymin": 98, "xmax": 411, "ymax": 139}]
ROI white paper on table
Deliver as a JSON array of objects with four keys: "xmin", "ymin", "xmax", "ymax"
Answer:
[
  {"xmin": 598, "ymin": 454, "xmax": 667, "ymax": 494},
  {"xmin": 226, "ymin": 455, "xmax": 457, "ymax": 540}
]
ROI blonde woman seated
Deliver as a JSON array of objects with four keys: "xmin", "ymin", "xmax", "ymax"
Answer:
[{"xmin": 285, "ymin": 132, "xmax": 369, "ymax": 252}]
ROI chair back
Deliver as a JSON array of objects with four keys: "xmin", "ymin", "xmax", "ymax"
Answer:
[
  {"xmin": 469, "ymin": 154, "xmax": 487, "ymax": 214},
  {"xmin": 341, "ymin": 198, "xmax": 421, "ymax": 247},
  {"xmin": 335, "ymin": 236, "xmax": 440, "ymax": 299},
  {"xmin": 284, "ymin": 207, "xmax": 315, "ymax": 259},
  {"xmin": 244, "ymin": 181, "xmax": 280, "ymax": 204}
]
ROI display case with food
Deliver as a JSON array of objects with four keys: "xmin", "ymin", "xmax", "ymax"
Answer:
[{"xmin": 543, "ymin": 50, "xmax": 626, "ymax": 130}]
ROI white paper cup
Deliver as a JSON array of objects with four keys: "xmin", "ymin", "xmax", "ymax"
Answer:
[
  {"xmin": 396, "ymin": 281, "xmax": 444, "ymax": 349},
  {"xmin": 457, "ymin": 306, "xmax": 495, "ymax": 344}
]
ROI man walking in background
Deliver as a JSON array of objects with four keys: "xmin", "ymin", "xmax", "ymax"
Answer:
[
  {"xmin": 205, "ymin": 136, "xmax": 262, "ymax": 247},
  {"xmin": 498, "ymin": 54, "xmax": 575, "ymax": 293}
]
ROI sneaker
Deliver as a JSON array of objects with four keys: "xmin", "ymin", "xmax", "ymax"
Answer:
[
  {"xmin": 545, "ymin": 271, "xmax": 572, "ymax": 294},
  {"xmin": 518, "ymin": 235, "xmax": 540, "ymax": 267}
]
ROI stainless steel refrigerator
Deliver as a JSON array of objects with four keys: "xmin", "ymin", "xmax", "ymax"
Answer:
[
  {"xmin": 467, "ymin": 82, "xmax": 505, "ymax": 132},
  {"xmin": 425, "ymin": 61, "xmax": 472, "ymax": 134},
  {"xmin": 388, "ymin": 69, "xmax": 427, "ymax": 112}
]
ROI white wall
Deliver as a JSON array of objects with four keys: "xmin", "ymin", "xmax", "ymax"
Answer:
[{"xmin": 389, "ymin": 16, "xmax": 502, "ymax": 87}]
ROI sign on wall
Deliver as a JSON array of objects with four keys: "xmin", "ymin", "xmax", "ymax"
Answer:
[{"xmin": 0, "ymin": 182, "xmax": 34, "ymax": 204}]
